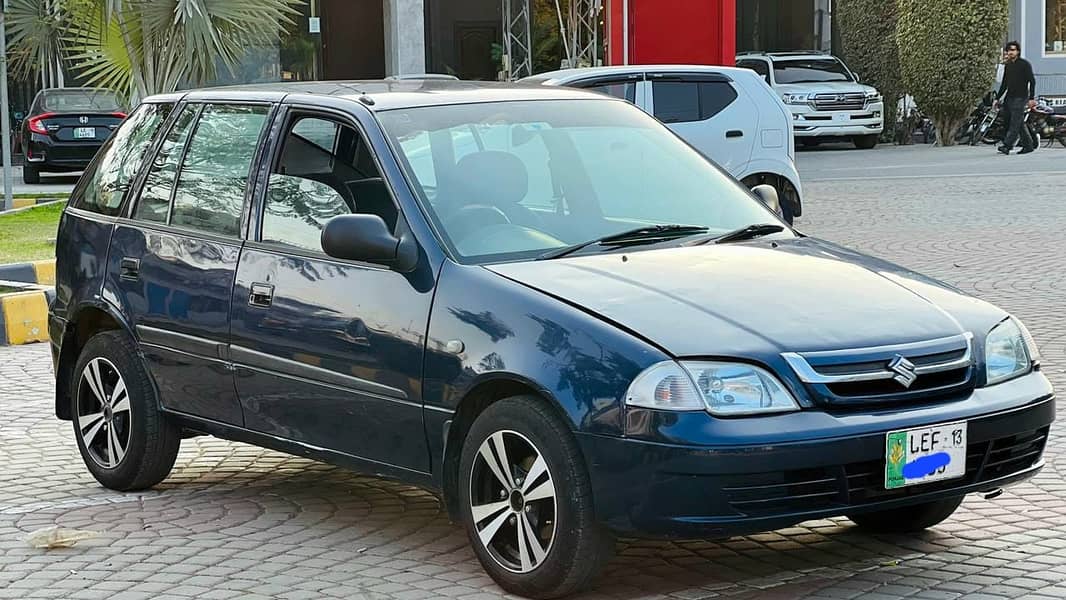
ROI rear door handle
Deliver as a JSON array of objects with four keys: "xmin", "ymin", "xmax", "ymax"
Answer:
[
  {"xmin": 249, "ymin": 283, "xmax": 274, "ymax": 308},
  {"xmin": 120, "ymin": 257, "xmax": 139, "ymax": 280},
  {"xmin": 726, "ymin": 130, "xmax": 745, "ymax": 138}
]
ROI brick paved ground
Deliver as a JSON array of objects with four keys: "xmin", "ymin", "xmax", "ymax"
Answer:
[{"xmin": 1, "ymin": 145, "xmax": 1064, "ymax": 599}]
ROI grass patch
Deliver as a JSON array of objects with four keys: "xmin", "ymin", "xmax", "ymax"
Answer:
[{"xmin": 0, "ymin": 202, "xmax": 65, "ymax": 264}]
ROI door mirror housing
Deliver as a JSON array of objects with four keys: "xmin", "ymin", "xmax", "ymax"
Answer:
[
  {"xmin": 751, "ymin": 184, "xmax": 784, "ymax": 219},
  {"xmin": 321, "ymin": 214, "xmax": 418, "ymax": 272}
]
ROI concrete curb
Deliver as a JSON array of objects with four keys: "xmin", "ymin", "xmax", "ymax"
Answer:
[
  {"xmin": 0, "ymin": 259, "xmax": 56, "ymax": 285},
  {"xmin": 0, "ymin": 282, "xmax": 53, "ymax": 346}
]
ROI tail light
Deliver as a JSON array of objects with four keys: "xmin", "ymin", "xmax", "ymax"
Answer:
[
  {"xmin": 112, "ymin": 112, "xmax": 127, "ymax": 119},
  {"xmin": 27, "ymin": 113, "xmax": 56, "ymax": 135}
]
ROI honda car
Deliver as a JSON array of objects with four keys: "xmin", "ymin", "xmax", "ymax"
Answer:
[{"xmin": 20, "ymin": 87, "xmax": 126, "ymax": 184}]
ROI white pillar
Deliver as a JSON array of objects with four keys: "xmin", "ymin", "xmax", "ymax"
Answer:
[{"xmin": 384, "ymin": 0, "xmax": 427, "ymax": 76}]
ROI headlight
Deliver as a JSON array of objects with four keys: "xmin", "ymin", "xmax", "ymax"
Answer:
[
  {"xmin": 625, "ymin": 360, "xmax": 800, "ymax": 416},
  {"xmin": 783, "ymin": 93, "xmax": 810, "ymax": 105},
  {"xmin": 985, "ymin": 317, "xmax": 1037, "ymax": 385},
  {"xmin": 865, "ymin": 91, "xmax": 882, "ymax": 102}
]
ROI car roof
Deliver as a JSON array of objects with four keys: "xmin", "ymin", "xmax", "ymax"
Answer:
[
  {"xmin": 143, "ymin": 80, "xmax": 609, "ymax": 112},
  {"xmin": 737, "ymin": 52, "xmax": 838, "ymax": 62},
  {"xmin": 524, "ymin": 64, "xmax": 753, "ymax": 84}
]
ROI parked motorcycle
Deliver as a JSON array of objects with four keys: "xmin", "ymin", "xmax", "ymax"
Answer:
[
  {"xmin": 1028, "ymin": 99, "xmax": 1066, "ymax": 148},
  {"xmin": 958, "ymin": 96, "xmax": 1043, "ymax": 148}
]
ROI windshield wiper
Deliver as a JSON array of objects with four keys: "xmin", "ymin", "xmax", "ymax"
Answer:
[
  {"xmin": 537, "ymin": 224, "xmax": 709, "ymax": 260},
  {"xmin": 711, "ymin": 223, "xmax": 785, "ymax": 244}
]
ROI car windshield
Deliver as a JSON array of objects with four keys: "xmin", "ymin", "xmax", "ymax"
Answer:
[
  {"xmin": 773, "ymin": 59, "xmax": 853, "ymax": 84},
  {"xmin": 378, "ymin": 99, "xmax": 786, "ymax": 263},
  {"xmin": 41, "ymin": 89, "xmax": 124, "ymax": 112}
]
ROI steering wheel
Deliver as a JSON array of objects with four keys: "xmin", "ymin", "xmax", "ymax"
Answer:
[{"xmin": 444, "ymin": 204, "xmax": 512, "ymax": 244}]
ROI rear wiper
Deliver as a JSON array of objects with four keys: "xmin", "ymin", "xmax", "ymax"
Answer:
[
  {"xmin": 537, "ymin": 224, "xmax": 709, "ymax": 260},
  {"xmin": 711, "ymin": 223, "xmax": 785, "ymax": 245}
]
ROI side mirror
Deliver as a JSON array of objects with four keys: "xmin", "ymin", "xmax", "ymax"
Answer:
[
  {"xmin": 751, "ymin": 184, "xmax": 784, "ymax": 219},
  {"xmin": 321, "ymin": 214, "xmax": 418, "ymax": 272},
  {"xmin": 852, "ymin": 72, "xmax": 862, "ymax": 83}
]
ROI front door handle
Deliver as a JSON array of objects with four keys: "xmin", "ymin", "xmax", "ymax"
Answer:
[
  {"xmin": 120, "ymin": 257, "xmax": 140, "ymax": 280},
  {"xmin": 726, "ymin": 130, "xmax": 745, "ymax": 138},
  {"xmin": 249, "ymin": 283, "xmax": 274, "ymax": 308}
]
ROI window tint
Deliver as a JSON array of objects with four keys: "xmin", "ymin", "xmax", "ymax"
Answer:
[
  {"xmin": 76, "ymin": 102, "xmax": 172, "ymax": 216},
  {"xmin": 738, "ymin": 60, "xmax": 771, "ymax": 83},
  {"xmin": 581, "ymin": 81, "xmax": 636, "ymax": 103},
  {"xmin": 698, "ymin": 82, "xmax": 739, "ymax": 119},
  {"xmin": 42, "ymin": 88, "xmax": 124, "ymax": 112},
  {"xmin": 132, "ymin": 105, "xmax": 197, "ymax": 223},
  {"xmin": 170, "ymin": 104, "xmax": 269, "ymax": 237},
  {"xmin": 652, "ymin": 81, "xmax": 700, "ymax": 123},
  {"xmin": 652, "ymin": 80, "xmax": 738, "ymax": 123},
  {"xmin": 773, "ymin": 59, "xmax": 853, "ymax": 84},
  {"xmin": 262, "ymin": 114, "xmax": 398, "ymax": 251}
]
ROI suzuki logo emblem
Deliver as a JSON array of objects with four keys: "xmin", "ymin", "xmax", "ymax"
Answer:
[
  {"xmin": 888, "ymin": 355, "xmax": 918, "ymax": 388},
  {"xmin": 79, "ymin": 116, "xmax": 89, "ymax": 124}
]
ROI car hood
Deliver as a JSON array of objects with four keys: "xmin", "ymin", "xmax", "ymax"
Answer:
[
  {"xmin": 776, "ymin": 82, "xmax": 878, "ymax": 96},
  {"xmin": 486, "ymin": 238, "xmax": 1005, "ymax": 358}
]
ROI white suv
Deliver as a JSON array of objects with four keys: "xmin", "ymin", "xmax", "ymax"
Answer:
[
  {"xmin": 523, "ymin": 65, "xmax": 803, "ymax": 223},
  {"xmin": 736, "ymin": 52, "xmax": 884, "ymax": 149}
]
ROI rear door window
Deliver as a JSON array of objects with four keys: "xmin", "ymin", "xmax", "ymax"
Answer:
[
  {"xmin": 74, "ymin": 102, "xmax": 172, "ymax": 216},
  {"xmin": 169, "ymin": 104, "xmax": 270, "ymax": 237},
  {"xmin": 132, "ymin": 105, "xmax": 198, "ymax": 223},
  {"xmin": 652, "ymin": 79, "xmax": 739, "ymax": 123}
]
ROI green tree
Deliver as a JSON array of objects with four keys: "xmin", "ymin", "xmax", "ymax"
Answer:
[
  {"xmin": 7, "ymin": 0, "xmax": 301, "ymax": 102},
  {"xmin": 896, "ymin": 0, "xmax": 1008, "ymax": 146},
  {"xmin": 837, "ymin": 0, "xmax": 902, "ymax": 141}
]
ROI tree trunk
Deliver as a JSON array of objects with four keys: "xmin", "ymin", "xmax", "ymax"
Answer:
[{"xmin": 933, "ymin": 115, "xmax": 964, "ymax": 147}]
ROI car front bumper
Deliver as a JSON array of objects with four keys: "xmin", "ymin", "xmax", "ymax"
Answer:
[
  {"xmin": 790, "ymin": 102, "xmax": 884, "ymax": 138},
  {"xmin": 577, "ymin": 372, "xmax": 1055, "ymax": 539}
]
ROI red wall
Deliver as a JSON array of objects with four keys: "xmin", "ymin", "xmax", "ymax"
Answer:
[{"xmin": 607, "ymin": 0, "xmax": 736, "ymax": 67}]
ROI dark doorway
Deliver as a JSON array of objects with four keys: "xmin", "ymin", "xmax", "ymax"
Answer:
[
  {"xmin": 321, "ymin": 0, "xmax": 385, "ymax": 79},
  {"xmin": 455, "ymin": 22, "xmax": 499, "ymax": 80}
]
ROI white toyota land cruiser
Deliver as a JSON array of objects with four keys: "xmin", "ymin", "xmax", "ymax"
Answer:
[{"xmin": 736, "ymin": 52, "xmax": 884, "ymax": 150}]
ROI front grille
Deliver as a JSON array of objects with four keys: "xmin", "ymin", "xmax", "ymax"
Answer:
[
  {"xmin": 782, "ymin": 334, "xmax": 976, "ymax": 408},
  {"xmin": 811, "ymin": 92, "xmax": 867, "ymax": 111},
  {"xmin": 722, "ymin": 427, "xmax": 1048, "ymax": 517}
]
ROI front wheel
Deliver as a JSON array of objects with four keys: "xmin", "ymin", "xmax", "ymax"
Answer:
[
  {"xmin": 459, "ymin": 396, "xmax": 614, "ymax": 599},
  {"xmin": 72, "ymin": 331, "xmax": 181, "ymax": 491},
  {"xmin": 849, "ymin": 495, "xmax": 964, "ymax": 533},
  {"xmin": 853, "ymin": 134, "xmax": 879, "ymax": 150}
]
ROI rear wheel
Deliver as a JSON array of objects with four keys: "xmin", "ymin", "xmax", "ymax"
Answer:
[
  {"xmin": 22, "ymin": 164, "xmax": 39, "ymax": 184},
  {"xmin": 72, "ymin": 331, "xmax": 181, "ymax": 491},
  {"xmin": 853, "ymin": 134, "xmax": 879, "ymax": 150},
  {"xmin": 849, "ymin": 495, "xmax": 964, "ymax": 533},
  {"xmin": 459, "ymin": 396, "xmax": 614, "ymax": 599}
]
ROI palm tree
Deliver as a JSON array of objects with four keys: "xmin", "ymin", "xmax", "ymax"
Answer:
[{"xmin": 7, "ymin": 0, "xmax": 302, "ymax": 102}]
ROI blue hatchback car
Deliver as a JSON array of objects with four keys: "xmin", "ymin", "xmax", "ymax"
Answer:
[{"xmin": 50, "ymin": 81, "xmax": 1054, "ymax": 598}]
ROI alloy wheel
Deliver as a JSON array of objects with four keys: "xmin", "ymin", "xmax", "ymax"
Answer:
[
  {"xmin": 76, "ymin": 357, "xmax": 132, "ymax": 469},
  {"xmin": 469, "ymin": 430, "xmax": 558, "ymax": 573}
]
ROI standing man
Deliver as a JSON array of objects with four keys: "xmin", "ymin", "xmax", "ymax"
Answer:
[{"xmin": 996, "ymin": 41, "xmax": 1037, "ymax": 155}]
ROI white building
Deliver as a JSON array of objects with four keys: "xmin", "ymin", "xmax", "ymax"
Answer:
[{"xmin": 1009, "ymin": 0, "xmax": 1066, "ymax": 100}]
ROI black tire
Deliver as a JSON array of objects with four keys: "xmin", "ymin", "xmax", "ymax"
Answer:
[
  {"xmin": 849, "ymin": 495, "xmax": 964, "ymax": 533},
  {"xmin": 853, "ymin": 134, "xmax": 879, "ymax": 150},
  {"xmin": 459, "ymin": 396, "xmax": 614, "ymax": 599},
  {"xmin": 22, "ymin": 165, "xmax": 39, "ymax": 184},
  {"xmin": 71, "ymin": 331, "xmax": 181, "ymax": 491}
]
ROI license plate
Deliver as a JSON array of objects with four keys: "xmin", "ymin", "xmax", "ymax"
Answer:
[
  {"xmin": 885, "ymin": 421, "xmax": 967, "ymax": 489},
  {"xmin": 1049, "ymin": 97, "xmax": 1066, "ymax": 107},
  {"xmin": 74, "ymin": 127, "xmax": 95, "ymax": 139},
  {"xmin": 834, "ymin": 113, "xmax": 850, "ymax": 122}
]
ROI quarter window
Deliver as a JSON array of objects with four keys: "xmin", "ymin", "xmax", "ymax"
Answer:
[
  {"xmin": 170, "ymin": 104, "xmax": 269, "ymax": 237},
  {"xmin": 738, "ymin": 60, "xmax": 771, "ymax": 84},
  {"xmin": 132, "ymin": 105, "xmax": 197, "ymax": 223},
  {"xmin": 261, "ymin": 114, "xmax": 399, "ymax": 252},
  {"xmin": 75, "ymin": 102, "xmax": 172, "ymax": 216}
]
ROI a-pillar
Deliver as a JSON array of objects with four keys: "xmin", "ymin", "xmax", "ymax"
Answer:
[{"xmin": 384, "ymin": 0, "xmax": 426, "ymax": 76}]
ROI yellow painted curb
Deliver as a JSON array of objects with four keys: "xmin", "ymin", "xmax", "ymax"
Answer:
[
  {"xmin": 1, "ymin": 291, "xmax": 49, "ymax": 345},
  {"xmin": 12, "ymin": 197, "xmax": 36, "ymax": 210},
  {"xmin": 32, "ymin": 260, "xmax": 56, "ymax": 286}
]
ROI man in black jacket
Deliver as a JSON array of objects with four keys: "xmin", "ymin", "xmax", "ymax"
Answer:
[{"xmin": 996, "ymin": 41, "xmax": 1037, "ymax": 155}]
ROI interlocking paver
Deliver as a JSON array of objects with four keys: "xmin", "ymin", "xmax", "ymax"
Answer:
[{"xmin": 1, "ymin": 144, "xmax": 1064, "ymax": 599}]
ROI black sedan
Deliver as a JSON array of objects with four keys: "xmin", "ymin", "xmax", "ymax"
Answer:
[{"xmin": 20, "ymin": 87, "xmax": 126, "ymax": 184}]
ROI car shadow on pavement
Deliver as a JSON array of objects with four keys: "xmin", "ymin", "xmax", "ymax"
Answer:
[{"xmin": 13, "ymin": 445, "xmax": 977, "ymax": 599}]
